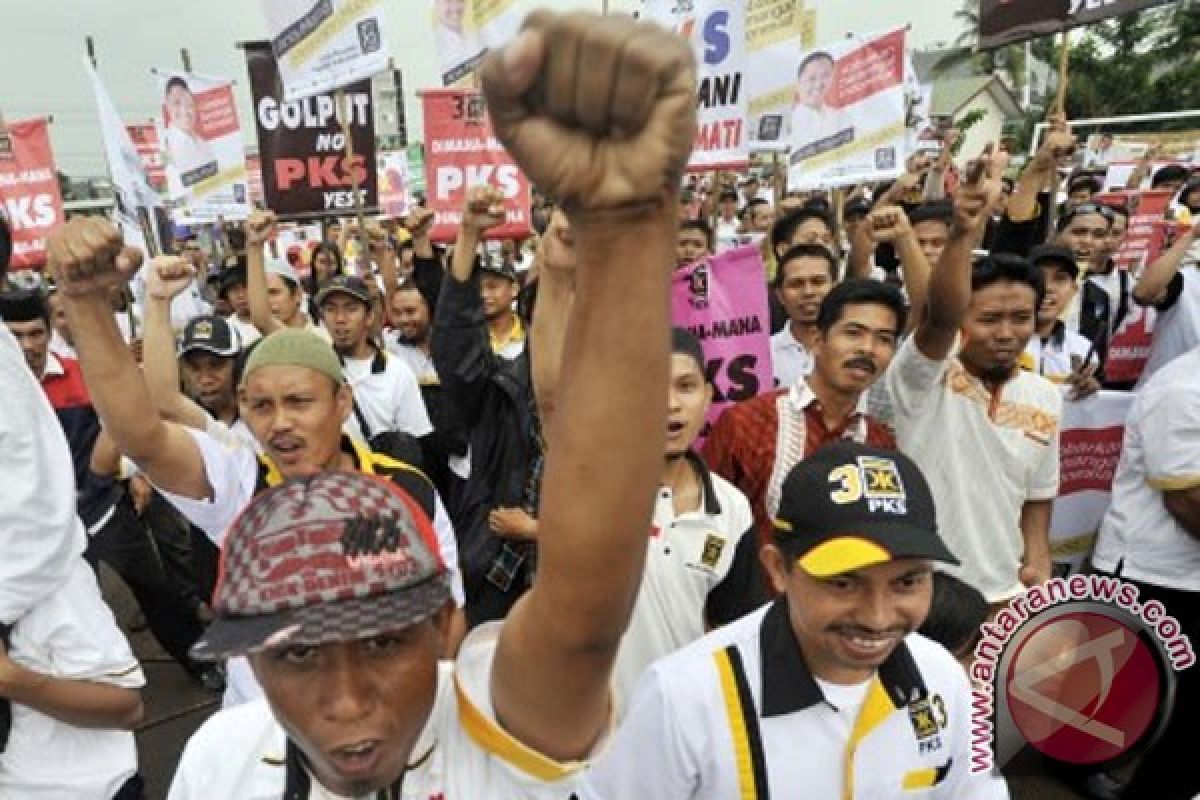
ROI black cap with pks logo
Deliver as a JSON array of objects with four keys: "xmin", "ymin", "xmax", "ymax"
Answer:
[
  {"xmin": 773, "ymin": 442, "xmax": 959, "ymax": 577},
  {"xmin": 178, "ymin": 314, "xmax": 240, "ymax": 358}
]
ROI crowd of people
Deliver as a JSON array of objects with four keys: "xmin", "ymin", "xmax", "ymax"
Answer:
[{"xmin": 1, "ymin": 8, "xmax": 1199, "ymax": 800}]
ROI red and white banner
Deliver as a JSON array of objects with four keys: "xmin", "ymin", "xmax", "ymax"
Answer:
[
  {"xmin": 420, "ymin": 89, "xmax": 530, "ymax": 243},
  {"xmin": 246, "ymin": 152, "xmax": 265, "ymax": 205},
  {"xmin": 1050, "ymin": 390, "xmax": 1135, "ymax": 575},
  {"xmin": 0, "ymin": 118, "xmax": 66, "ymax": 269},
  {"xmin": 787, "ymin": 27, "xmax": 909, "ymax": 189},
  {"xmin": 126, "ymin": 123, "xmax": 166, "ymax": 191},
  {"xmin": 1094, "ymin": 190, "xmax": 1177, "ymax": 385},
  {"xmin": 672, "ymin": 244, "xmax": 773, "ymax": 445},
  {"xmin": 156, "ymin": 70, "xmax": 250, "ymax": 223}
]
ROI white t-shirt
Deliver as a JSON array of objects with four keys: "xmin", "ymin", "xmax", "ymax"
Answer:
[
  {"xmin": 384, "ymin": 338, "xmax": 439, "ymax": 386},
  {"xmin": 342, "ymin": 350, "xmax": 433, "ymax": 441},
  {"xmin": 770, "ymin": 325, "xmax": 814, "ymax": 389},
  {"xmin": 613, "ymin": 463, "xmax": 759, "ymax": 707},
  {"xmin": 1140, "ymin": 268, "xmax": 1200, "ymax": 385},
  {"xmin": 169, "ymin": 624, "xmax": 590, "ymax": 800},
  {"xmin": 1021, "ymin": 324, "xmax": 1097, "ymax": 383},
  {"xmin": 1092, "ymin": 347, "xmax": 1200, "ymax": 591},
  {"xmin": 714, "ymin": 217, "xmax": 741, "ymax": 253},
  {"xmin": 0, "ymin": 324, "xmax": 86, "ymax": 624},
  {"xmin": 583, "ymin": 603, "xmax": 1007, "ymax": 800},
  {"xmin": 884, "ymin": 337, "xmax": 1062, "ymax": 602},
  {"xmin": 227, "ymin": 315, "xmax": 262, "ymax": 348},
  {"xmin": 1, "ymin": 560, "xmax": 145, "ymax": 800}
]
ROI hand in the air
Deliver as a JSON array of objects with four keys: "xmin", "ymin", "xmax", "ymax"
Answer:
[
  {"xmin": 868, "ymin": 206, "xmax": 914, "ymax": 244},
  {"xmin": 244, "ymin": 210, "xmax": 277, "ymax": 249},
  {"xmin": 145, "ymin": 256, "xmax": 196, "ymax": 302},
  {"xmin": 481, "ymin": 11, "xmax": 696, "ymax": 213},
  {"xmin": 462, "ymin": 185, "xmax": 507, "ymax": 235},
  {"xmin": 47, "ymin": 218, "xmax": 143, "ymax": 298}
]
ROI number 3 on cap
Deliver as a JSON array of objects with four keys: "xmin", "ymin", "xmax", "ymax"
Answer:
[{"xmin": 829, "ymin": 465, "xmax": 863, "ymax": 505}]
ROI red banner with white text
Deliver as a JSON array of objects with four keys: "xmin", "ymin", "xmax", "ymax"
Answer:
[
  {"xmin": 0, "ymin": 118, "xmax": 65, "ymax": 269},
  {"xmin": 420, "ymin": 90, "xmax": 530, "ymax": 243}
]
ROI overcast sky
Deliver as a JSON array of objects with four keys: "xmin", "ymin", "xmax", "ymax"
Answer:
[{"xmin": 1, "ymin": 0, "xmax": 964, "ymax": 176}]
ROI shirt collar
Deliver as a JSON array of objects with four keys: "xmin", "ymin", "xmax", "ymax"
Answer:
[
  {"xmin": 41, "ymin": 352, "xmax": 65, "ymax": 380},
  {"xmin": 685, "ymin": 450, "xmax": 722, "ymax": 516},
  {"xmin": 1041, "ymin": 320, "xmax": 1066, "ymax": 348},
  {"xmin": 786, "ymin": 377, "xmax": 869, "ymax": 417},
  {"xmin": 490, "ymin": 315, "xmax": 525, "ymax": 353},
  {"xmin": 759, "ymin": 598, "xmax": 928, "ymax": 717}
]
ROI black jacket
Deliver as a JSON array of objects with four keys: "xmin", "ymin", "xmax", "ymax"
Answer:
[{"xmin": 431, "ymin": 272, "xmax": 537, "ymax": 610}]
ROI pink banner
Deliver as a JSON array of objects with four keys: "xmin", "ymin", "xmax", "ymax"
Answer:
[{"xmin": 672, "ymin": 244, "xmax": 773, "ymax": 443}]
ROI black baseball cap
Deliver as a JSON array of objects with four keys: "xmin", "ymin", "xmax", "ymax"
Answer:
[
  {"xmin": 1030, "ymin": 243, "xmax": 1080, "ymax": 279},
  {"xmin": 478, "ymin": 256, "xmax": 518, "ymax": 283},
  {"xmin": 315, "ymin": 274, "xmax": 372, "ymax": 308},
  {"xmin": 217, "ymin": 265, "xmax": 247, "ymax": 297},
  {"xmin": 179, "ymin": 315, "xmax": 240, "ymax": 358},
  {"xmin": 773, "ymin": 442, "xmax": 958, "ymax": 577}
]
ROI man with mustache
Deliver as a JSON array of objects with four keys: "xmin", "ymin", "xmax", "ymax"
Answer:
[
  {"xmin": 704, "ymin": 273, "xmax": 906, "ymax": 553},
  {"xmin": 584, "ymin": 443, "xmax": 1006, "ymax": 798},
  {"xmin": 884, "ymin": 151, "xmax": 1061, "ymax": 605}
]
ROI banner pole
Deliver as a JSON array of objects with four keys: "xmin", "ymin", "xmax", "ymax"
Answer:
[
  {"xmin": 335, "ymin": 87, "xmax": 370, "ymax": 276},
  {"xmin": 1054, "ymin": 30, "xmax": 1070, "ymax": 117}
]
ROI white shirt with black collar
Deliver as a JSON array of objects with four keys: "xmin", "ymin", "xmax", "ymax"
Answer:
[
  {"xmin": 584, "ymin": 600, "xmax": 1008, "ymax": 799},
  {"xmin": 613, "ymin": 453, "xmax": 764, "ymax": 709}
]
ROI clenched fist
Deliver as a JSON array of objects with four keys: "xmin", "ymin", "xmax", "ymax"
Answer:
[
  {"xmin": 461, "ymin": 186, "xmax": 507, "ymax": 235},
  {"xmin": 48, "ymin": 218, "xmax": 143, "ymax": 298},
  {"xmin": 482, "ymin": 11, "xmax": 696, "ymax": 213},
  {"xmin": 146, "ymin": 256, "xmax": 197, "ymax": 302},
  {"xmin": 868, "ymin": 206, "xmax": 913, "ymax": 244},
  {"xmin": 245, "ymin": 210, "xmax": 277, "ymax": 249}
]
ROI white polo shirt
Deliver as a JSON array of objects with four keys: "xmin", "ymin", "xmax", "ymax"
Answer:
[
  {"xmin": 769, "ymin": 325, "xmax": 814, "ymax": 389},
  {"xmin": 583, "ymin": 601, "xmax": 1007, "ymax": 800},
  {"xmin": 1093, "ymin": 347, "xmax": 1200, "ymax": 591},
  {"xmin": 342, "ymin": 348, "xmax": 433, "ymax": 441},
  {"xmin": 884, "ymin": 337, "xmax": 1061, "ymax": 602},
  {"xmin": 1021, "ymin": 323, "xmax": 1097, "ymax": 383},
  {"xmin": 614, "ymin": 455, "xmax": 763, "ymax": 707},
  {"xmin": 169, "ymin": 624, "xmax": 591, "ymax": 800},
  {"xmin": 1140, "ymin": 268, "xmax": 1200, "ymax": 385},
  {"xmin": 2, "ymin": 560, "xmax": 145, "ymax": 800}
]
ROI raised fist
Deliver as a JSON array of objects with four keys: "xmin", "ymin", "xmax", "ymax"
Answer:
[
  {"xmin": 146, "ymin": 256, "xmax": 196, "ymax": 302},
  {"xmin": 482, "ymin": 11, "xmax": 696, "ymax": 213},
  {"xmin": 868, "ymin": 206, "xmax": 913, "ymax": 244},
  {"xmin": 48, "ymin": 218, "xmax": 143, "ymax": 298},
  {"xmin": 245, "ymin": 210, "xmax": 277, "ymax": 249},
  {"xmin": 1031, "ymin": 116, "xmax": 1075, "ymax": 175},
  {"xmin": 952, "ymin": 145, "xmax": 1005, "ymax": 237},
  {"xmin": 404, "ymin": 206, "xmax": 435, "ymax": 237},
  {"xmin": 462, "ymin": 185, "xmax": 507, "ymax": 235}
]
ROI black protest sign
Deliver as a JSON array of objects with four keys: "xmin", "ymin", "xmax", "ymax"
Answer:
[
  {"xmin": 979, "ymin": 0, "xmax": 1071, "ymax": 49},
  {"xmin": 243, "ymin": 41, "xmax": 377, "ymax": 217}
]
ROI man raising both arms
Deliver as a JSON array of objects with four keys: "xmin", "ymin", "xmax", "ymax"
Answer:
[{"xmin": 53, "ymin": 10, "xmax": 696, "ymax": 797}]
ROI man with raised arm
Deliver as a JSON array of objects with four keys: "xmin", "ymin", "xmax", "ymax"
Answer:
[{"xmin": 53, "ymin": 10, "xmax": 694, "ymax": 797}]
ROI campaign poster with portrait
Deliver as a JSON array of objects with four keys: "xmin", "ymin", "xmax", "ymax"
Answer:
[
  {"xmin": 644, "ymin": 0, "xmax": 748, "ymax": 170},
  {"xmin": 377, "ymin": 149, "xmax": 413, "ymax": 217},
  {"xmin": 430, "ymin": 0, "xmax": 531, "ymax": 87},
  {"xmin": 259, "ymin": 0, "xmax": 389, "ymax": 101},
  {"xmin": 787, "ymin": 27, "xmax": 908, "ymax": 190},
  {"xmin": 745, "ymin": 0, "xmax": 814, "ymax": 152},
  {"xmin": 156, "ymin": 70, "xmax": 250, "ymax": 224}
]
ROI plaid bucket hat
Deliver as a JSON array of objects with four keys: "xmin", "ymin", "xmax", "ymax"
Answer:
[{"xmin": 191, "ymin": 471, "xmax": 450, "ymax": 660}]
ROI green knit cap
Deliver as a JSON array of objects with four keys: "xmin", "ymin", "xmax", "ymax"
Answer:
[{"xmin": 240, "ymin": 328, "xmax": 344, "ymax": 389}]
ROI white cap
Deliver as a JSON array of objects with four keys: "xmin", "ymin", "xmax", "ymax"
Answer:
[{"xmin": 265, "ymin": 251, "xmax": 299, "ymax": 286}]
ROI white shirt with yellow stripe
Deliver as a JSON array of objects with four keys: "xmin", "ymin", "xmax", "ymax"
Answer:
[
  {"xmin": 582, "ymin": 601, "xmax": 1008, "ymax": 800},
  {"xmin": 168, "ymin": 623, "xmax": 590, "ymax": 799}
]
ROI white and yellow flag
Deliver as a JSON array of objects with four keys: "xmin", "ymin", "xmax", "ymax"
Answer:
[
  {"xmin": 430, "ymin": 0, "xmax": 533, "ymax": 87},
  {"xmin": 745, "ymin": 0, "xmax": 815, "ymax": 152}
]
